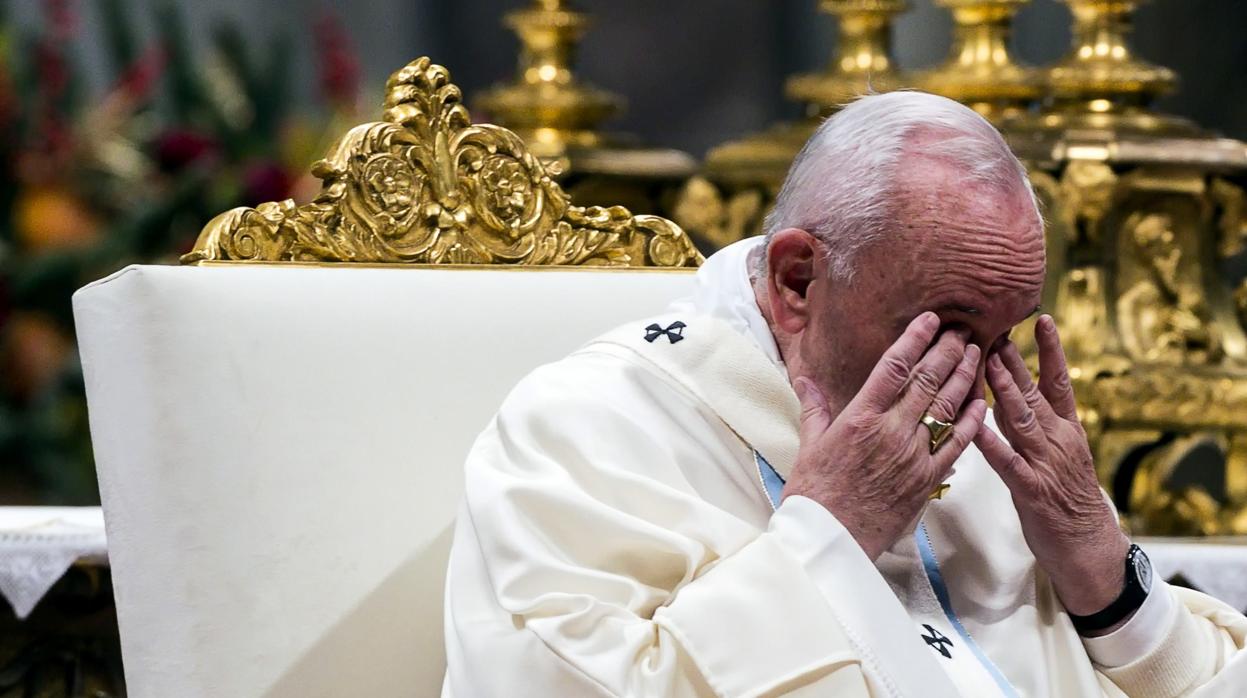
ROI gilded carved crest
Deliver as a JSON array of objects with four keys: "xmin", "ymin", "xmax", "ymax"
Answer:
[{"xmin": 181, "ymin": 57, "xmax": 701, "ymax": 267}]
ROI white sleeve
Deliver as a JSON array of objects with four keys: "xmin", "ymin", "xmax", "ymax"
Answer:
[
  {"xmin": 768, "ymin": 495, "xmax": 937, "ymax": 671},
  {"xmin": 1090, "ymin": 583, "xmax": 1247, "ymax": 698},
  {"xmin": 1082, "ymin": 580, "xmax": 1177, "ymax": 667},
  {"xmin": 443, "ymin": 359, "xmax": 874, "ymax": 698},
  {"xmin": 1081, "ymin": 488, "xmax": 1247, "ymax": 696},
  {"xmin": 766, "ymin": 495, "xmax": 979, "ymax": 698}
]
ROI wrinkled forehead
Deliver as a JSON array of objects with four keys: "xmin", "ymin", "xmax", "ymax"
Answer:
[
  {"xmin": 892, "ymin": 156, "xmax": 1045, "ymax": 258},
  {"xmin": 883, "ymin": 164, "xmax": 1046, "ymax": 323}
]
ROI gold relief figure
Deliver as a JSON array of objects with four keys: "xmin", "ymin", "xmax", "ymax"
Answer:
[
  {"xmin": 1236, "ymin": 280, "xmax": 1247, "ymax": 331},
  {"xmin": 1211, "ymin": 178, "xmax": 1247, "ymax": 259},
  {"xmin": 1131, "ymin": 483, "xmax": 1224, "ymax": 537},
  {"xmin": 671, "ymin": 177, "xmax": 764, "ymax": 251},
  {"xmin": 1055, "ymin": 267, "xmax": 1131, "ymax": 375},
  {"xmin": 1127, "ymin": 432, "xmax": 1247, "ymax": 536},
  {"xmin": 1094, "ymin": 371, "xmax": 1247, "ymax": 430},
  {"xmin": 1116, "ymin": 212, "xmax": 1221, "ymax": 364},
  {"xmin": 1058, "ymin": 161, "xmax": 1117, "ymax": 245},
  {"xmin": 1226, "ymin": 432, "xmax": 1247, "ymax": 534},
  {"xmin": 183, "ymin": 58, "xmax": 701, "ymax": 268}
]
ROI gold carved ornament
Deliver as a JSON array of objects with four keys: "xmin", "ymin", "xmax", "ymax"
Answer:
[
  {"xmin": 1043, "ymin": 163, "xmax": 1247, "ymax": 535},
  {"xmin": 181, "ymin": 57, "xmax": 702, "ymax": 268}
]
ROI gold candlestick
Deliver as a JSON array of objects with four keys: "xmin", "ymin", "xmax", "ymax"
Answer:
[
  {"xmin": 914, "ymin": 0, "xmax": 1044, "ymax": 124},
  {"xmin": 671, "ymin": 1, "xmax": 910, "ymax": 252},
  {"xmin": 475, "ymin": 0, "xmax": 694, "ymax": 213},
  {"xmin": 1038, "ymin": 0, "xmax": 1194, "ymax": 134},
  {"xmin": 785, "ymin": 0, "xmax": 908, "ymax": 116},
  {"xmin": 704, "ymin": 0, "xmax": 909, "ymax": 187},
  {"xmin": 476, "ymin": 0, "xmax": 622, "ymax": 154}
]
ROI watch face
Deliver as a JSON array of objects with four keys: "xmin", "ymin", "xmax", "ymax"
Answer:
[{"xmin": 1133, "ymin": 548, "xmax": 1153, "ymax": 593}]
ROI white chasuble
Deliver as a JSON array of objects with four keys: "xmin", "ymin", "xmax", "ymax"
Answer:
[{"xmin": 443, "ymin": 244, "xmax": 1247, "ymax": 697}]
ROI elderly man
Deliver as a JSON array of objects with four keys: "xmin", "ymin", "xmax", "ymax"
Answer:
[{"xmin": 442, "ymin": 92, "xmax": 1247, "ymax": 696}]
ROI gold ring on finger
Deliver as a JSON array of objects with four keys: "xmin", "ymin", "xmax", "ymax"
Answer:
[{"xmin": 921, "ymin": 413, "xmax": 955, "ymax": 455}]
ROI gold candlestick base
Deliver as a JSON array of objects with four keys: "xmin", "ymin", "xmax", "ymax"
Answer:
[
  {"xmin": 784, "ymin": 0, "xmax": 908, "ymax": 116},
  {"xmin": 475, "ymin": 0, "xmax": 694, "ymax": 216},
  {"xmin": 914, "ymin": 0, "xmax": 1044, "ymax": 124},
  {"xmin": 477, "ymin": 1, "xmax": 620, "ymax": 146},
  {"xmin": 675, "ymin": 0, "xmax": 910, "ymax": 253},
  {"xmin": 1033, "ymin": 0, "xmax": 1198, "ymax": 135},
  {"xmin": 701, "ymin": 0, "xmax": 909, "ymax": 190}
]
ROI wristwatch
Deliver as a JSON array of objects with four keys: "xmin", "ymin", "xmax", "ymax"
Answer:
[{"xmin": 1069, "ymin": 544, "xmax": 1153, "ymax": 633}]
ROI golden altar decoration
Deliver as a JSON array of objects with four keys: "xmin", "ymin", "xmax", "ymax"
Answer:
[
  {"xmin": 679, "ymin": 0, "xmax": 1247, "ymax": 534},
  {"xmin": 672, "ymin": 0, "xmax": 910, "ymax": 251},
  {"xmin": 1001, "ymin": 0, "xmax": 1247, "ymax": 536},
  {"xmin": 474, "ymin": 0, "xmax": 695, "ymax": 216},
  {"xmin": 182, "ymin": 57, "xmax": 701, "ymax": 269}
]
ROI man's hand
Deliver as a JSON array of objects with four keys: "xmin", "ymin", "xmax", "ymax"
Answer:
[
  {"xmin": 784, "ymin": 312, "xmax": 987, "ymax": 560},
  {"xmin": 975, "ymin": 314, "xmax": 1131, "ymax": 619}
]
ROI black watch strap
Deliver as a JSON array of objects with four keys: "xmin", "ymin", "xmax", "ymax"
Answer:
[{"xmin": 1069, "ymin": 544, "xmax": 1152, "ymax": 633}]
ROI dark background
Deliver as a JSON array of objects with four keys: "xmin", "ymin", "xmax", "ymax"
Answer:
[{"xmin": 11, "ymin": 0, "xmax": 1247, "ymax": 157}]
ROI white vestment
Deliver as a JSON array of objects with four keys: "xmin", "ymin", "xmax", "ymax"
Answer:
[{"xmin": 443, "ymin": 239, "xmax": 1247, "ymax": 697}]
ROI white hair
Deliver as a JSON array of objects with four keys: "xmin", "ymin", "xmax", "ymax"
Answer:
[{"xmin": 759, "ymin": 90, "xmax": 1039, "ymax": 280}]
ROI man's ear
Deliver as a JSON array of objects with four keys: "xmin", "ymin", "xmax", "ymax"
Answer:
[{"xmin": 765, "ymin": 228, "xmax": 821, "ymax": 335}]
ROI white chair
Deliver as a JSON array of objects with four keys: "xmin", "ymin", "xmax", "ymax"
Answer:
[{"xmin": 73, "ymin": 57, "xmax": 701, "ymax": 698}]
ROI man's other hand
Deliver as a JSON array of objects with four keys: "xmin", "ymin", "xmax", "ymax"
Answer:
[
  {"xmin": 975, "ymin": 314, "xmax": 1131, "ymax": 619},
  {"xmin": 783, "ymin": 311, "xmax": 987, "ymax": 561}
]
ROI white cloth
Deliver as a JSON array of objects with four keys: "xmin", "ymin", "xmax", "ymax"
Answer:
[
  {"xmin": 667, "ymin": 238, "xmax": 782, "ymax": 367},
  {"xmin": 1144, "ymin": 539, "xmax": 1247, "ymax": 613},
  {"xmin": 0, "ymin": 506, "xmax": 106, "ymax": 619},
  {"xmin": 444, "ymin": 239, "xmax": 1247, "ymax": 697},
  {"xmin": 1084, "ymin": 575, "xmax": 1179, "ymax": 667},
  {"xmin": 73, "ymin": 263, "xmax": 698, "ymax": 697}
]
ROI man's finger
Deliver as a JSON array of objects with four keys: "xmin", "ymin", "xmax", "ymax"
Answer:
[
  {"xmin": 974, "ymin": 425, "xmax": 1035, "ymax": 492},
  {"xmin": 794, "ymin": 376, "xmax": 832, "ymax": 443},
  {"xmin": 986, "ymin": 353, "xmax": 1048, "ymax": 458},
  {"xmin": 895, "ymin": 327, "xmax": 971, "ymax": 420},
  {"xmin": 1035, "ymin": 315, "xmax": 1079, "ymax": 421},
  {"xmin": 995, "ymin": 339, "xmax": 1034, "ymax": 390},
  {"xmin": 995, "ymin": 340, "xmax": 1058, "ymax": 426},
  {"xmin": 931, "ymin": 398, "xmax": 988, "ymax": 472},
  {"xmin": 917, "ymin": 343, "xmax": 980, "ymax": 424},
  {"xmin": 855, "ymin": 312, "xmax": 941, "ymax": 412}
]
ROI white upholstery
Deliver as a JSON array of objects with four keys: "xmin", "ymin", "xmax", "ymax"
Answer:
[{"xmin": 73, "ymin": 263, "xmax": 695, "ymax": 698}]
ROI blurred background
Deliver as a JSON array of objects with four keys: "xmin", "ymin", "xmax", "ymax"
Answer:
[{"xmin": 1, "ymin": 0, "xmax": 1245, "ymax": 505}]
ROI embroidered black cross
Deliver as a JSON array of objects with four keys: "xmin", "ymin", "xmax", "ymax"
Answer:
[
  {"xmin": 921, "ymin": 624, "xmax": 954, "ymax": 659},
  {"xmin": 644, "ymin": 321, "xmax": 686, "ymax": 344}
]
